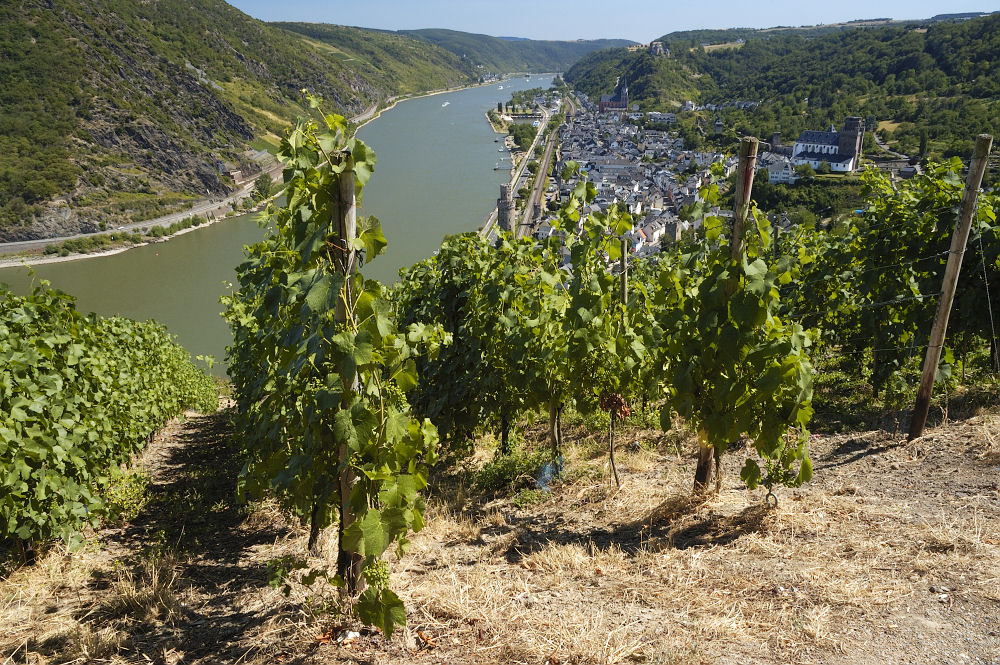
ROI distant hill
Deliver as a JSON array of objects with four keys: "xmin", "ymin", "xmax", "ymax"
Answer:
[
  {"xmin": 0, "ymin": 0, "xmax": 635, "ymax": 241},
  {"xmin": 400, "ymin": 29, "xmax": 635, "ymax": 73},
  {"xmin": 272, "ymin": 23, "xmax": 478, "ymax": 96},
  {"xmin": 0, "ymin": 0, "xmax": 490, "ymax": 240},
  {"xmin": 652, "ymin": 12, "xmax": 994, "ymax": 49},
  {"xmin": 565, "ymin": 13, "xmax": 1000, "ymax": 158}
]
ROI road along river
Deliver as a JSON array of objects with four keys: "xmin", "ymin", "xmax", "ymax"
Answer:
[{"xmin": 0, "ymin": 75, "xmax": 553, "ymax": 370}]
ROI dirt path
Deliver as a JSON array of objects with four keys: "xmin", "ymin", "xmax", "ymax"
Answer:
[
  {"xmin": 2, "ymin": 405, "xmax": 999, "ymax": 664},
  {"xmin": 0, "ymin": 408, "xmax": 318, "ymax": 664}
]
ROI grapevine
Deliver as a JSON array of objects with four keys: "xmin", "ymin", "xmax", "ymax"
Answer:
[
  {"xmin": 0, "ymin": 283, "xmax": 216, "ymax": 547},
  {"xmin": 223, "ymin": 95, "xmax": 446, "ymax": 637}
]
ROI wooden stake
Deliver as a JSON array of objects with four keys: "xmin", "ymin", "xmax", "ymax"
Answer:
[
  {"xmin": 335, "ymin": 155, "xmax": 365, "ymax": 593},
  {"xmin": 908, "ymin": 134, "xmax": 993, "ymax": 441},
  {"xmin": 620, "ymin": 237, "xmax": 628, "ymax": 305},
  {"xmin": 731, "ymin": 137, "xmax": 759, "ymax": 261},
  {"xmin": 609, "ymin": 412, "xmax": 621, "ymax": 489}
]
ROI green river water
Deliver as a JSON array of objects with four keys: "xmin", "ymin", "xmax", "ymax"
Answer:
[{"xmin": 0, "ymin": 76, "xmax": 552, "ymax": 371}]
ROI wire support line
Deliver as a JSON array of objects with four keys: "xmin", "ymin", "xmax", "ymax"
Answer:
[
  {"xmin": 862, "ymin": 292, "xmax": 941, "ymax": 310},
  {"xmin": 785, "ymin": 292, "xmax": 940, "ymax": 320},
  {"xmin": 851, "ymin": 209, "xmax": 967, "ymax": 237},
  {"xmin": 814, "ymin": 343, "xmax": 930, "ymax": 362},
  {"xmin": 811, "ymin": 332, "xmax": 922, "ymax": 350},
  {"xmin": 976, "ymin": 222, "xmax": 1000, "ymax": 373},
  {"xmin": 778, "ymin": 251, "xmax": 951, "ymax": 292}
]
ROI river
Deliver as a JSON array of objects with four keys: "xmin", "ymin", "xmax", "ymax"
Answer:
[{"xmin": 0, "ymin": 75, "xmax": 553, "ymax": 371}]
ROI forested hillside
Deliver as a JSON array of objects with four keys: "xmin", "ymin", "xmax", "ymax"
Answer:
[
  {"xmin": 1, "ymin": 0, "xmax": 478, "ymax": 241},
  {"xmin": 400, "ymin": 29, "xmax": 635, "ymax": 73},
  {"xmin": 566, "ymin": 13, "xmax": 1000, "ymax": 159},
  {"xmin": 0, "ymin": 0, "xmax": 634, "ymax": 242}
]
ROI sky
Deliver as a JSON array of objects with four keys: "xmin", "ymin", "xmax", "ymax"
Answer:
[{"xmin": 226, "ymin": 0, "xmax": 997, "ymax": 42}]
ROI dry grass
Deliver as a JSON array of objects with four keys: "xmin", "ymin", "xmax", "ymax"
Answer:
[
  {"xmin": 0, "ymin": 545, "xmax": 178, "ymax": 664},
  {"xmin": 979, "ymin": 413, "xmax": 1000, "ymax": 464},
  {"xmin": 103, "ymin": 551, "xmax": 184, "ymax": 624},
  {"xmin": 386, "ymin": 416, "xmax": 1000, "ymax": 664},
  {"xmin": 395, "ymin": 481, "xmax": 1000, "ymax": 662},
  {"xmin": 3, "ymin": 409, "xmax": 999, "ymax": 664}
]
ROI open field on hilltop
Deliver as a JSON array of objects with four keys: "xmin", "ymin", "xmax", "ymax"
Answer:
[
  {"xmin": 701, "ymin": 42, "xmax": 745, "ymax": 52},
  {"xmin": 2, "ymin": 394, "xmax": 999, "ymax": 665}
]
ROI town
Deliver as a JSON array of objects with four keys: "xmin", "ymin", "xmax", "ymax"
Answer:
[{"xmin": 490, "ymin": 75, "xmax": 882, "ymax": 269}]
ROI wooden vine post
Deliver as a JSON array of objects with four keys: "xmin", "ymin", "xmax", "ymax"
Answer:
[
  {"xmin": 908, "ymin": 134, "xmax": 993, "ymax": 441},
  {"xmin": 694, "ymin": 136, "xmax": 759, "ymax": 492},
  {"xmin": 605, "ymin": 237, "xmax": 629, "ymax": 490},
  {"xmin": 620, "ymin": 237, "xmax": 628, "ymax": 305},
  {"xmin": 335, "ymin": 153, "xmax": 365, "ymax": 593}
]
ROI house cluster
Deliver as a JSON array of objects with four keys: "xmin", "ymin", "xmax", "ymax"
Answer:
[
  {"xmin": 680, "ymin": 100, "xmax": 759, "ymax": 113},
  {"xmin": 528, "ymin": 99, "xmax": 737, "ymax": 266},
  {"xmin": 757, "ymin": 117, "xmax": 866, "ymax": 184}
]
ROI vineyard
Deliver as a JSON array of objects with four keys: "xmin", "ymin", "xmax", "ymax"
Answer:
[
  {"xmin": 0, "ymin": 282, "xmax": 217, "ymax": 552},
  {"xmin": 220, "ymin": 110, "xmax": 998, "ymax": 644},
  {"xmin": 1, "ymin": 116, "xmax": 999, "ymax": 663}
]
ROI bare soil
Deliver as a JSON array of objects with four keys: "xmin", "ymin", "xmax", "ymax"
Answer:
[{"xmin": 2, "ymin": 405, "xmax": 999, "ymax": 665}]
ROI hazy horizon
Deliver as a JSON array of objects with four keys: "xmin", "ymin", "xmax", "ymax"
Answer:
[{"xmin": 227, "ymin": 0, "xmax": 997, "ymax": 43}]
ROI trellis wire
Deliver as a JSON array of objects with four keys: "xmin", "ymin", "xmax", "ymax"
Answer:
[
  {"xmin": 778, "ymin": 250, "xmax": 950, "ymax": 293},
  {"xmin": 976, "ymin": 221, "xmax": 1000, "ymax": 373}
]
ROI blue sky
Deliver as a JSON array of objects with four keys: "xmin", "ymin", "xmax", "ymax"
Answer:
[{"xmin": 227, "ymin": 0, "xmax": 997, "ymax": 42}]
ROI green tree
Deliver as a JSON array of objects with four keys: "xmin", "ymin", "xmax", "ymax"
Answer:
[{"xmin": 253, "ymin": 173, "xmax": 273, "ymax": 200}]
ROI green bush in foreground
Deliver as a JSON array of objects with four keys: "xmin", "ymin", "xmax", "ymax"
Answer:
[{"xmin": 0, "ymin": 283, "xmax": 217, "ymax": 546}]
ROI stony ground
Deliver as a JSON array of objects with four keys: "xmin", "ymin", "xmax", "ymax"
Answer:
[{"xmin": 2, "ymin": 402, "xmax": 999, "ymax": 665}]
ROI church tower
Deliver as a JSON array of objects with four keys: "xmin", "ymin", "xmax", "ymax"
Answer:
[
  {"xmin": 839, "ymin": 116, "xmax": 865, "ymax": 160},
  {"xmin": 616, "ymin": 76, "xmax": 629, "ymax": 109}
]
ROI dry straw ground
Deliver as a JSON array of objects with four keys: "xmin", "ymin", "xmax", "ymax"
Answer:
[{"xmin": 2, "ymin": 406, "xmax": 999, "ymax": 665}]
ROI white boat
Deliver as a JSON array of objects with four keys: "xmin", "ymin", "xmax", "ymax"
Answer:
[
  {"xmin": 498, "ymin": 85, "xmax": 503, "ymax": 89},
  {"xmin": 441, "ymin": 101, "xmax": 450, "ymax": 107}
]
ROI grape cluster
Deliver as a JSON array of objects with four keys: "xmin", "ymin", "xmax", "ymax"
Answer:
[
  {"xmin": 599, "ymin": 391, "xmax": 631, "ymax": 420},
  {"xmin": 363, "ymin": 559, "xmax": 391, "ymax": 591}
]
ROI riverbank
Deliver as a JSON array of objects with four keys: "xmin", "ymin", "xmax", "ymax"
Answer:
[
  {"xmin": 0, "ymin": 157, "xmax": 282, "ymax": 261},
  {"xmin": 0, "ymin": 198, "xmax": 273, "ymax": 269},
  {"xmin": 0, "ymin": 78, "xmax": 528, "ymax": 268}
]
